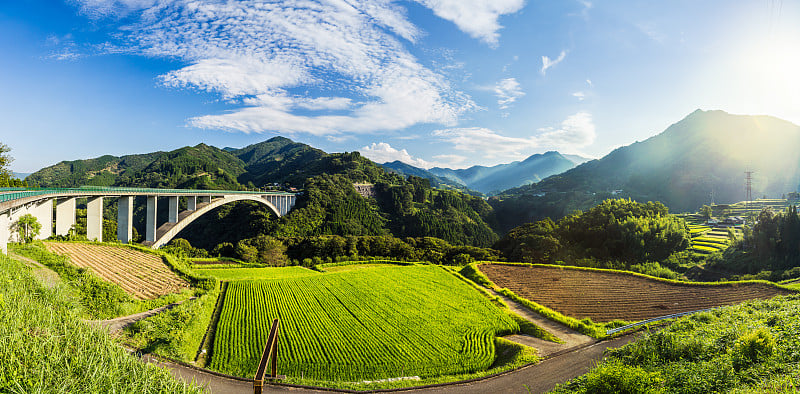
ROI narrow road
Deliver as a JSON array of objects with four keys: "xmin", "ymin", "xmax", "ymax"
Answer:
[
  {"xmin": 10, "ymin": 252, "xmax": 61, "ymax": 288},
  {"xmin": 488, "ymin": 288, "xmax": 595, "ymax": 359},
  {"xmin": 88, "ymin": 297, "xmax": 197, "ymax": 333}
]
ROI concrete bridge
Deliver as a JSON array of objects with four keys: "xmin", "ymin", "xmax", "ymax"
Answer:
[{"xmin": 0, "ymin": 187, "xmax": 298, "ymax": 254}]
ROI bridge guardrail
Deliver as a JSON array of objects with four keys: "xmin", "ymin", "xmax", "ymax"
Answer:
[
  {"xmin": 0, "ymin": 187, "xmax": 297, "ymax": 204},
  {"xmin": 606, "ymin": 308, "xmax": 715, "ymax": 335}
]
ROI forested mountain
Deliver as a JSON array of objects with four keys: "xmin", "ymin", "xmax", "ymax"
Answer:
[
  {"xmin": 27, "ymin": 137, "xmax": 499, "ymax": 247},
  {"xmin": 382, "ymin": 151, "xmax": 587, "ymax": 195},
  {"xmin": 380, "ymin": 161, "xmax": 473, "ymax": 192},
  {"xmin": 492, "ymin": 110, "xmax": 800, "ymax": 232}
]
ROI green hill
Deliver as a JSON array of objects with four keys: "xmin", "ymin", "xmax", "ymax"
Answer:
[
  {"xmin": 493, "ymin": 110, "xmax": 800, "ymax": 232},
  {"xmin": 27, "ymin": 137, "xmax": 499, "ymax": 247}
]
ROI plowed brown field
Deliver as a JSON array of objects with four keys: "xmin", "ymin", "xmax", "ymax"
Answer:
[
  {"xmin": 480, "ymin": 263, "xmax": 794, "ymax": 322},
  {"xmin": 45, "ymin": 242, "xmax": 189, "ymax": 300}
]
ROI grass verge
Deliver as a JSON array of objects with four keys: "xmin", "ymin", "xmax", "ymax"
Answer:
[{"xmin": 0, "ymin": 252, "xmax": 202, "ymax": 393}]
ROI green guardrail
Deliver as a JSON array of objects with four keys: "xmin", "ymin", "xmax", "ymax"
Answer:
[{"xmin": 0, "ymin": 187, "xmax": 298, "ymax": 204}]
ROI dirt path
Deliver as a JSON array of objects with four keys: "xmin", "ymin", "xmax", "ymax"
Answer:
[
  {"xmin": 487, "ymin": 289, "xmax": 595, "ymax": 358},
  {"xmin": 88, "ymin": 297, "xmax": 197, "ymax": 333},
  {"xmin": 10, "ymin": 252, "xmax": 61, "ymax": 288}
]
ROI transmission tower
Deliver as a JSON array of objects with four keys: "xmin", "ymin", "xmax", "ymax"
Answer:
[{"xmin": 745, "ymin": 170, "xmax": 753, "ymax": 212}]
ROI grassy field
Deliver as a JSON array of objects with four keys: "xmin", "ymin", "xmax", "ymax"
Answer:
[
  {"xmin": 0, "ymin": 252, "xmax": 202, "ymax": 393},
  {"xmin": 195, "ymin": 266, "xmax": 320, "ymax": 281},
  {"xmin": 551, "ymin": 294, "xmax": 800, "ymax": 393},
  {"xmin": 209, "ymin": 265, "xmax": 523, "ymax": 381}
]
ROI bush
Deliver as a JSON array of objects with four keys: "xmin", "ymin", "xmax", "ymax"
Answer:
[
  {"xmin": 732, "ymin": 328, "xmax": 776, "ymax": 369},
  {"xmin": 580, "ymin": 361, "xmax": 664, "ymax": 394}
]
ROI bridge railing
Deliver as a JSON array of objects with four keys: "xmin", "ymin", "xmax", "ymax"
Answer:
[
  {"xmin": 0, "ymin": 187, "xmax": 297, "ymax": 204},
  {"xmin": 606, "ymin": 308, "xmax": 715, "ymax": 335}
]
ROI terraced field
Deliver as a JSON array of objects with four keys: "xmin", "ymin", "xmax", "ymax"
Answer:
[
  {"xmin": 480, "ymin": 263, "xmax": 793, "ymax": 322},
  {"xmin": 209, "ymin": 265, "xmax": 519, "ymax": 381},
  {"xmin": 44, "ymin": 242, "xmax": 189, "ymax": 299},
  {"xmin": 195, "ymin": 266, "xmax": 319, "ymax": 281}
]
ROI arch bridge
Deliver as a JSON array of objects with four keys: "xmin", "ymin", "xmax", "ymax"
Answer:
[{"xmin": 0, "ymin": 187, "xmax": 298, "ymax": 254}]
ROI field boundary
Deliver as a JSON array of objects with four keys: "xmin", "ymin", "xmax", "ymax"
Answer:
[{"xmin": 195, "ymin": 281, "xmax": 227, "ymax": 366}]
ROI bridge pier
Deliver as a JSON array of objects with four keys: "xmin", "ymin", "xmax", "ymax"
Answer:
[
  {"xmin": 187, "ymin": 196, "xmax": 197, "ymax": 211},
  {"xmin": 86, "ymin": 197, "xmax": 103, "ymax": 242},
  {"xmin": 146, "ymin": 196, "xmax": 157, "ymax": 243},
  {"xmin": 0, "ymin": 211, "xmax": 9, "ymax": 254},
  {"xmin": 117, "ymin": 196, "xmax": 133, "ymax": 244},
  {"xmin": 34, "ymin": 199, "xmax": 53, "ymax": 240},
  {"xmin": 198, "ymin": 196, "xmax": 211, "ymax": 206},
  {"xmin": 168, "ymin": 196, "xmax": 179, "ymax": 223},
  {"xmin": 55, "ymin": 197, "xmax": 76, "ymax": 236}
]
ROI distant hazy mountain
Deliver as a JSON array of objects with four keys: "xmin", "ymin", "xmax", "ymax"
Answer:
[
  {"xmin": 380, "ymin": 161, "xmax": 473, "ymax": 192},
  {"xmin": 13, "ymin": 172, "xmax": 30, "ymax": 180},
  {"xmin": 383, "ymin": 151, "xmax": 585, "ymax": 195},
  {"xmin": 493, "ymin": 109, "xmax": 800, "ymax": 231}
]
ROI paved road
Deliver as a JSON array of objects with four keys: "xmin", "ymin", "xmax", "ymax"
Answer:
[{"xmin": 145, "ymin": 333, "xmax": 639, "ymax": 394}]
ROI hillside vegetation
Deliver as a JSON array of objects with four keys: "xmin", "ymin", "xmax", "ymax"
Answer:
[
  {"xmin": 552, "ymin": 295, "xmax": 800, "ymax": 393},
  {"xmin": 0, "ymin": 253, "xmax": 202, "ymax": 393},
  {"xmin": 28, "ymin": 137, "xmax": 499, "ymax": 248},
  {"xmin": 493, "ymin": 110, "xmax": 800, "ymax": 231}
]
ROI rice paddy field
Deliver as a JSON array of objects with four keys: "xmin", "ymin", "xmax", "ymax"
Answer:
[{"xmin": 208, "ymin": 264, "xmax": 520, "ymax": 381}]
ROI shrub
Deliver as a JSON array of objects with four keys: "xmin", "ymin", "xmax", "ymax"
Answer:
[
  {"xmin": 580, "ymin": 361, "xmax": 664, "ymax": 394},
  {"xmin": 732, "ymin": 328, "xmax": 776, "ymax": 369}
]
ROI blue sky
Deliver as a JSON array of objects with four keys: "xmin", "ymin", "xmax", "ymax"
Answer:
[{"xmin": 2, "ymin": 0, "xmax": 799, "ymax": 173}]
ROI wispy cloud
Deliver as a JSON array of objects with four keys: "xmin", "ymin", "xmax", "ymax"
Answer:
[
  {"xmin": 413, "ymin": 0, "xmax": 526, "ymax": 46},
  {"xmin": 541, "ymin": 50, "xmax": 567, "ymax": 76},
  {"xmin": 73, "ymin": 0, "xmax": 476, "ymax": 136},
  {"xmin": 494, "ymin": 77, "xmax": 525, "ymax": 109},
  {"xmin": 433, "ymin": 111, "xmax": 595, "ymax": 161},
  {"xmin": 572, "ymin": 91, "xmax": 586, "ymax": 101}
]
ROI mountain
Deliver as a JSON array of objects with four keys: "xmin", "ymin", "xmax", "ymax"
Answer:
[
  {"xmin": 380, "ymin": 161, "xmax": 473, "ymax": 192},
  {"xmin": 13, "ymin": 172, "xmax": 30, "ymax": 179},
  {"xmin": 27, "ymin": 137, "xmax": 499, "ymax": 247},
  {"xmin": 492, "ymin": 110, "xmax": 800, "ymax": 231},
  {"xmin": 425, "ymin": 151, "xmax": 580, "ymax": 194}
]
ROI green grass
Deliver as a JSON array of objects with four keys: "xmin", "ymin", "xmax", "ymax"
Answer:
[
  {"xmin": 194, "ymin": 266, "xmax": 320, "ymax": 281},
  {"xmin": 209, "ymin": 265, "xmax": 525, "ymax": 382},
  {"xmin": 550, "ymin": 294, "xmax": 800, "ymax": 393},
  {"xmin": 0, "ymin": 253, "xmax": 202, "ymax": 393}
]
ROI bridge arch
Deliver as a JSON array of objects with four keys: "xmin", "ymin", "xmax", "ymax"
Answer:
[{"xmin": 151, "ymin": 195, "xmax": 282, "ymax": 249}]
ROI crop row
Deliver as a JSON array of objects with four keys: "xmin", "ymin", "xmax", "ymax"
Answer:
[
  {"xmin": 480, "ymin": 264, "xmax": 791, "ymax": 322},
  {"xmin": 209, "ymin": 265, "xmax": 517, "ymax": 381},
  {"xmin": 45, "ymin": 242, "xmax": 188, "ymax": 299}
]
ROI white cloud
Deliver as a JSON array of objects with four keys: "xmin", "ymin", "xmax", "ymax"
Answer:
[
  {"xmin": 494, "ymin": 77, "xmax": 525, "ymax": 109},
  {"xmin": 413, "ymin": 0, "xmax": 525, "ymax": 46},
  {"xmin": 572, "ymin": 91, "xmax": 586, "ymax": 101},
  {"xmin": 73, "ymin": 0, "xmax": 475, "ymax": 136},
  {"xmin": 432, "ymin": 154, "xmax": 468, "ymax": 167},
  {"xmin": 541, "ymin": 50, "xmax": 567, "ymax": 75},
  {"xmin": 360, "ymin": 142, "xmax": 433, "ymax": 168},
  {"xmin": 433, "ymin": 111, "xmax": 595, "ymax": 161}
]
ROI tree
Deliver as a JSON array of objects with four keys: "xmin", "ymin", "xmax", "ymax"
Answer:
[
  {"xmin": 13, "ymin": 214, "xmax": 41, "ymax": 244},
  {"xmin": 699, "ymin": 205, "xmax": 713, "ymax": 220},
  {"xmin": 0, "ymin": 142, "xmax": 13, "ymax": 187}
]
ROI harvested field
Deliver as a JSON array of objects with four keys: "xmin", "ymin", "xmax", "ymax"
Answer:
[
  {"xmin": 45, "ymin": 242, "xmax": 189, "ymax": 299},
  {"xmin": 480, "ymin": 263, "xmax": 794, "ymax": 322}
]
